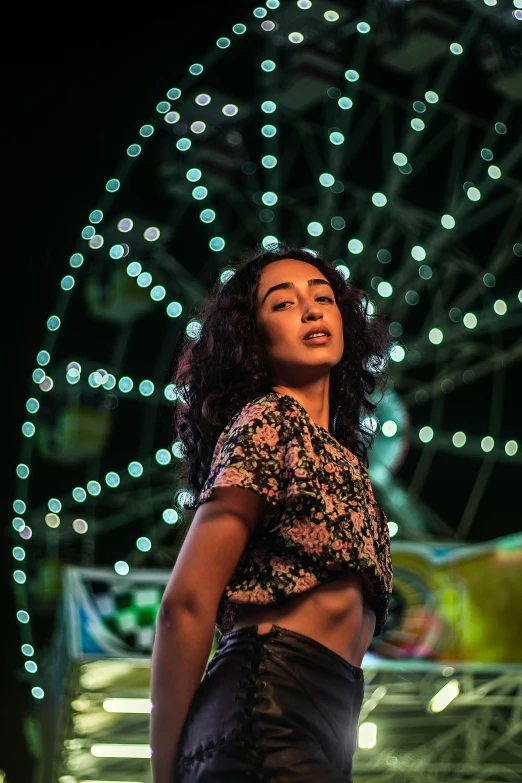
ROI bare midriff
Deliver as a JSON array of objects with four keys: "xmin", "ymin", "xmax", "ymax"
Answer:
[{"xmin": 231, "ymin": 571, "xmax": 376, "ymax": 668}]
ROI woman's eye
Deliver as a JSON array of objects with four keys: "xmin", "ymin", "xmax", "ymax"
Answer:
[{"xmin": 274, "ymin": 296, "xmax": 333, "ymax": 310}]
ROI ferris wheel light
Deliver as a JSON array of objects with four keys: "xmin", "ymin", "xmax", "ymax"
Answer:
[
  {"xmin": 262, "ymin": 192, "xmax": 278, "ymax": 206},
  {"xmin": 348, "ymin": 239, "xmax": 363, "ymax": 254},
  {"xmin": 419, "ymin": 426, "xmax": 434, "ymax": 443},
  {"xmin": 372, "ymin": 192, "xmax": 387, "ymax": 207},
  {"xmin": 192, "ymin": 186, "xmax": 208, "ymax": 200},
  {"xmin": 72, "ymin": 487, "xmax": 87, "ymax": 503},
  {"xmin": 481, "ymin": 437, "xmax": 494, "ymax": 453},
  {"xmin": 156, "ymin": 449, "xmax": 172, "ymax": 465},
  {"xmin": 505, "ymin": 440, "xmax": 518, "ymax": 456},
  {"xmin": 22, "ymin": 422, "xmax": 35, "ymax": 438},
  {"xmin": 186, "ymin": 168, "xmax": 202, "ymax": 182},
  {"xmin": 452, "ymin": 432, "xmax": 466, "ymax": 448},
  {"xmin": 87, "ymin": 481, "xmax": 101, "ymax": 496},
  {"xmin": 128, "ymin": 461, "xmax": 144, "ymax": 478},
  {"xmin": 405, "ymin": 290, "xmax": 419, "ymax": 304},
  {"xmin": 114, "ymin": 561, "xmax": 130, "ymax": 576},
  {"xmin": 467, "ymin": 187, "xmax": 481, "ymax": 201},
  {"xmin": 488, "ymin": 165, "xmax": 501, "ymax": 179},
  {"xmin": 390, "ymin": 345, "xmax": 405, "ymax": 362},
  {"xmin": 261, "ymin": 155, "xmax": 277, "ymax": 168},
  {"xmin": 493, "ymin": 300, "xmax": 507, "ymax": 315},
  {"xmin": 261, "ymin": 124, "xmax": 277, "ymax": 137},
  {"xmin": 324, "ymin": 10, "xmax": 339, "ymax": 21},
  {"xmin": 329, "ymin": 131, "xmax": 345, "ymax": 145},
  {"xmin": 335, "ymin": 263, "xmax": 350, "ymax": 280},
  {"xmin": 387, "ymin": 521, "xmax": 398, "ymax": 537},
  {"xmin": 43, "ymin": 514, "xmax": 58, "ymax": 533},
  {"xmin": 338, "ymin": 96, "xmax": 353, "ymax": 110},
  {"xmin": 382, "ymin": 420, "xmax": 398, "ymax": 437},
  {"xmin": 463, "ymin": 313, "xmax": 478, "ymax": 329},
  {"xmin": 307, "ymin": 221, "xmax": 323, "ymax": 236},
  {"xmin": 136, "ymin": 537, "xmax": 151, "ymax": 552},
  {"xmin": 319, "ymin": 173, "xmax": 335, "ymax": 187},
  {"xmin": 144, "ymin": 226, "xmax": 160, "ymax": 241},
  {"xmin": 449, "ymin": 308, "xmax": 462, "ymax": 322},
  {"xmin": 163, "ymin": 508, "xmax": 179, "ymax": 525},
  {"xmin": 73, "ymin": 519, "xmax": 88, "ymax": 534},
  {"xmin": 393, "ymin": 152, "xmax": 408, "ymax": 167}
]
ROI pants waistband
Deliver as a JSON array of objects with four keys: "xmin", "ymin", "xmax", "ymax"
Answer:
[{"xmin": 219, "ymin": 623, "xmax": 364, "ymax": 679}]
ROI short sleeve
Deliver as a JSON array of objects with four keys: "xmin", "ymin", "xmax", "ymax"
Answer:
[{"xmin": 194, "ymin": 400, "xmax": 287, "ymax": 512}]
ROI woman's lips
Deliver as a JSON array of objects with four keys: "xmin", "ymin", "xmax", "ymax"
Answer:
[{"xmin": 303, "ymin": 334, "xmax": 330, "ymax": 343}]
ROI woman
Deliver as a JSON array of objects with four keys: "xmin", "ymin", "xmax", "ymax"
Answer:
[{"xmin": 151, "ymin": 243, "xmax": 394, "ymax": 782}]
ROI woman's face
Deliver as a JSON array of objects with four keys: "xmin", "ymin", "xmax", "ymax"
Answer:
[{"xmin": 255, "ymin": 258, "xmax": 344, "ymax": 384}]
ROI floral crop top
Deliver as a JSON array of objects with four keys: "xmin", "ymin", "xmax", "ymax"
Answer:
[{"xmin": 194, "ymin": 391, "xmax": 393, "ymax": 638}]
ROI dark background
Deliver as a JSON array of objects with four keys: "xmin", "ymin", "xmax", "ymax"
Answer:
[
  {"xmin": 3, "ymin": 4, "xmax": 521, "ymax": 781},
  {"xmin": 3, "ymin": 6, "xmax": 228, "ymax": 781}
]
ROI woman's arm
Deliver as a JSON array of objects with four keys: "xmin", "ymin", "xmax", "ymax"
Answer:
[
  {"xmin": 150, "ymin": 602, "xmax": 216, "ymax": 783},
  {"xmin": 150, "ymin": 487, "xmax": 267, "ymax": 782}
]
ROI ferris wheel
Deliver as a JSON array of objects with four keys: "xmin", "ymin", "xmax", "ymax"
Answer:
[{"xmin": 11, "ymin": 0, "xmax": 522, "ymax": 706}]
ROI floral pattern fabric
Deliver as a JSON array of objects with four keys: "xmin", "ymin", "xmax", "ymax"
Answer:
[{"xmin": 195, "ymin": 391, "xmax": 393, "ymax": 637}]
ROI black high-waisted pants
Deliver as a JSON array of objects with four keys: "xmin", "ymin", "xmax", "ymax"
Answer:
[{"xmin": 174, "ymin": 623, "xmax": 365, "ymax": 782}]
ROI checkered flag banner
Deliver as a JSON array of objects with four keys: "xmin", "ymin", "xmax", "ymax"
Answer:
[{"xmin": 63, "ymin": 566, "xmax": 172, "ymax": 657}]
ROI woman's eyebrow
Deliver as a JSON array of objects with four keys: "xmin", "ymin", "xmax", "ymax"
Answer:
[{"xmin": 262, "ymin": 278, "xmax": 333, "ymax": 304}]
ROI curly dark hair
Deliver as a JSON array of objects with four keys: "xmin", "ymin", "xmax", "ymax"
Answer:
[{"xmin": 170, "ymin": 242, "xmax": 395, "ymax": 506}]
